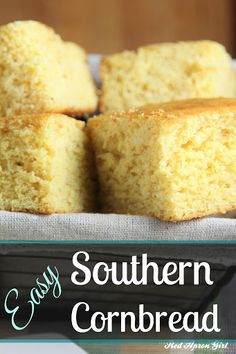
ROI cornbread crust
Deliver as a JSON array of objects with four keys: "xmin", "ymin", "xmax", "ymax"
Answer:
[
  {"xmin": 100, "ymin": 41, "xmax": 236, "ymax": 113},
  {"xmin": 88, "ymin": 98, "xmax": 236, "ymax": 222},
  {"xmin": 0, "ymin": 21, "xmax": 98, "ymax": 117},
  {"xmin": 0, "ymin": 114, "xmax": 96, "ymax": 214},
  {"xmin": 106, "ymin": 97, "xmax": 236, "ymax": 123}
]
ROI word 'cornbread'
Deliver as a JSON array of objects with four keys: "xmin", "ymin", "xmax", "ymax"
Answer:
[
  {"xmin": 0, "ymin": 20, "xmax": 98, "ymax": 116},
  {"xmin": 0, "ymin": 114, "xmax": 96, "ymax": 213},
  {"xmin": 88, "ymin": 98, "xmax": 236, "ymax": 222},
  {"xmin": 100, "ymin": 41, "xmax": 236, "ymax": 113}
]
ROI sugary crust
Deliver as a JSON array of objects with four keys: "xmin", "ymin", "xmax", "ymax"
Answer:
[
  {"xmin": 89, "ymin": 98, "xmax": 236, "ymax": 128},
  {"xmin": 139, "ymin": 97, "xmax": 236, "ymax": 119},
  {"xmin": 0, "ymin": 113, "xmax": 85, "ymax": 131}
]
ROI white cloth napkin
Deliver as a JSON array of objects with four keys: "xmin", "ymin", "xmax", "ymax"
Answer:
[{"xmin": 0, "ymin": 211, "xmax": 235, "ymax": 241}]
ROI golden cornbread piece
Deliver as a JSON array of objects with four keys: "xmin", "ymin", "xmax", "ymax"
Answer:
[
  {"xmin": 100, "ymin": 41, "xmax": 236, "ymax": 113},
  {"xmin": 0, "ymin": 114, "xmax": 96, "ymax": 213},
  {"xmin": 0, "ymin": 20, "xmax": 98, "ymax": 116},
  {"xmin": 88, "ymin": 98, "xmax": 236, "ymax": 222}
]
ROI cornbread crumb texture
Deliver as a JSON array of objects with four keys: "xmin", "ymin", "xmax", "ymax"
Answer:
[
  {"xmin": 100, "ymin": 41, "xmax": 236, "ymax": 113},
  {"xmin": 88, "ymin": 98, "xmax": 236, "ymax": 221},
  {"xmin": 0, "ymin": 20, "xmax": 98, "ymax": 116},
  {"xmin": 0, "ymin": 114, "xmax": 96, "ymax": 213}
]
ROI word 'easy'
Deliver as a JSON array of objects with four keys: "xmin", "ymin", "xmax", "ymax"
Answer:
[{"xmin": 4, "ymin": 265, "xmax": 61, "ymax": 330}]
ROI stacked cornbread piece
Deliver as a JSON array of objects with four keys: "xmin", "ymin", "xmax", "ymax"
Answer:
[
  {"xmin": 0, "ymin": 20, "xmax": 97, "ymax": 213},
  {"xmin": 88, "ymin": 98, "xmax": 236, "ymax": 221},
  {"xmin": 0, "ymin": 20, "xmax": 97, "ymax": 116},
  {"xmin": 99, "ymin": 41, "xmax": 236, "ymax": 113},
  {"xmin": 1, "ymin": 114, "xmax": 96, "ymax": 213},
  {"xmin": 1, "ymin": 22, "xmax": 236, "ymax": 222}
]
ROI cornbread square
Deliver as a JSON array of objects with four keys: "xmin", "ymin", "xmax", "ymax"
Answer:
[
  {"xmin": 100, "ymin": 41, "xmax": 236, "ymax": 113},
  {"xmin": 88, "ymin": 98, "xmax": 236, "ymax": 222},
  {"xmin": 0, "ymin": 20, "xmax": 98, "ymax": 117},
  {"xmin": 0, "ymin": 114, "xmax": 96, "ymax": 213}
]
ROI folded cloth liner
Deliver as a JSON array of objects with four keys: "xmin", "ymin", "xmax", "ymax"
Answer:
[{"xmin": 0, "ymin": 212, "xmax": 235, "ymax": 240}]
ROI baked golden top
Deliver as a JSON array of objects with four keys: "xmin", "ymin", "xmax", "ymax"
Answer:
[
  {"xmin": 93, "ymin": 98, "xmax": 236, "ymax": 124},
  {"xmin": 0, "ymin": 113, "xmax": 85, "ymax": 130}
]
